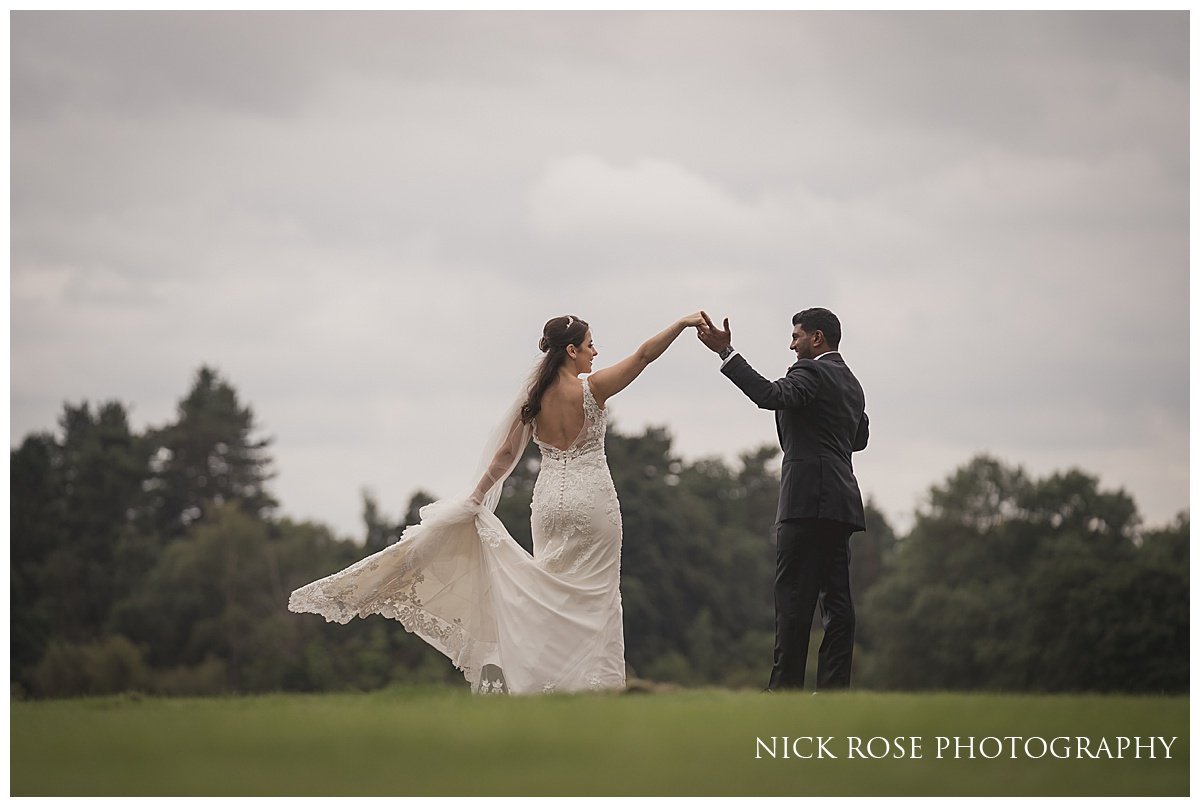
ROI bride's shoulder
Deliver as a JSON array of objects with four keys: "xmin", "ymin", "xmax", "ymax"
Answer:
[
  {"xmin": 542, "ymin": 378, "xmax": 584, "ymax": 404},
  {"xmin": 556, "ymin": 375, "xmax": 586, "ymax": 392}
]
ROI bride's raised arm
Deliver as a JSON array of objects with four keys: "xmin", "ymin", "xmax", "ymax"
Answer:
[{"xmin": 587, "ymin": 313, "xmax": 704, "ymax": 407}]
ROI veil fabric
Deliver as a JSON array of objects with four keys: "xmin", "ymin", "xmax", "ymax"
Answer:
[{"xmin": 462, "ymin": 362, "xmax": 539, "ymax": 512}]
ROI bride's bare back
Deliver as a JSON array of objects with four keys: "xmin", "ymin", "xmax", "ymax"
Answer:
[{"xmin": 534, "ymin": 378, "xmax": 590, "ymax": 451}]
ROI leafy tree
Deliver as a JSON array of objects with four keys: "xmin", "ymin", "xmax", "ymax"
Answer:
[
  {"xmin": 361, "ymin": 489, "xmax": 396, "ymax": 553},
  {"xmin": 362, "ymin": 488, "xmax": 437, "ymax": 552},
  {"xmin": 860, "ymin": 455, "xmax": 1188, "ymax": 693},
  {"xmin": 11, "ymin": 431, "xmax": 63, "ymax": 680},
  {"xmin": 11, "ymin": 402, "xmax": 151, "ymax": 656},
  {"xmin": 145, "ymin": 365, "xmax": 277, "ymax": 539}
]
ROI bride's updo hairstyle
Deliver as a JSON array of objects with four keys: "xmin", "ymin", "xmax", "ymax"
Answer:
[{"xmin": 521, "ymin": 314, "xmax": 589, "ymax": 425}]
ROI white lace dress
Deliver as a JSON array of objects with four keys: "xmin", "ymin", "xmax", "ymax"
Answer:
[{"xmin": 288, "ymin": 378, "xmax": 625, "ymax": 695}]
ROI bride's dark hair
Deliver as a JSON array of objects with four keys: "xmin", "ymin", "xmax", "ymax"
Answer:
[{"xmin": 521, "ymin": 315, "xmax": 589, "ymax": 425}]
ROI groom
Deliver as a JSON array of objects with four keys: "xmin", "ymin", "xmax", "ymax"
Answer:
[{"xmin": 697, "ymin": 308, "xmax": 869, "ymax": 691}]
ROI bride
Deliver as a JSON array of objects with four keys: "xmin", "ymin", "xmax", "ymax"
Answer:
[{"xmin": 288, "ymin": 312, "xmax": 704, "ymax": 694}]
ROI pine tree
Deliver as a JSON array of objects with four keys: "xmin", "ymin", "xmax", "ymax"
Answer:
[{"xmin": 146, "ymin": 366, "xmax": 278, "ymax": 538}]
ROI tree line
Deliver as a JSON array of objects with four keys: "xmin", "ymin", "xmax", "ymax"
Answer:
[{"xmin": 10, "ymin": 365, "xmax": 1188, "ymax": 697}]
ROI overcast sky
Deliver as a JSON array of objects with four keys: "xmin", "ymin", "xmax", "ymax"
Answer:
[{"xmin": 11, "ymin": 11, "xmax": 1189, "ymax": 542}]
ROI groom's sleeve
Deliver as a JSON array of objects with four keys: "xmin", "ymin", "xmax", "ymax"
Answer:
[
  {"xmin": 853, "ymin": 411, "xmax": 869, "ymax": 451},
  {"xmin": 720, "ymin": 354, "xmax": 819, "ymax": 410}
]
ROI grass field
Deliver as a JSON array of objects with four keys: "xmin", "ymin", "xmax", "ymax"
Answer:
[{"xmin": 10, "ymin": 686, "xmax": 1188, "ymax": 796}]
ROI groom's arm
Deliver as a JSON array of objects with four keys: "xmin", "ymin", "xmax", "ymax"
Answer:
[
  {"xmin": 853, "ymin": 411, "xmax": 869, "ymax": 451},
  {"xmin": 696, "ymin": 312, "xmax": 817, "ymax": 409},
  {"xmin": 720, "ymin": 354, "xmax": 819, "ymax": 410}
]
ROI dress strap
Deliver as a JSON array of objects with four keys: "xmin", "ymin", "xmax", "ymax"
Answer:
[{"xmin": 581, "ymin": 377, "xmax": 603, "ymax": 418}]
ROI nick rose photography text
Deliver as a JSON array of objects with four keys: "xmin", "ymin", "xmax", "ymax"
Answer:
[{"xmin": 754, "ymin": 735, "xmax": 1178, "ymax": 760}]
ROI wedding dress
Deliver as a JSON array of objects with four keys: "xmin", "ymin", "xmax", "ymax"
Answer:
[{"xmin": 287, "ymin": 376, "xmax": 626, "ymax": 695}]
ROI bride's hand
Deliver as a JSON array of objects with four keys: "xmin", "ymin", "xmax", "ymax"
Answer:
[{"xmin": 679, "ymin": 311, "xmax": 706, "ymax": 329}]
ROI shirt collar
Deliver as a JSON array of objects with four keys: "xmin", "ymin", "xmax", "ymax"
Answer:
[{"xmin": 814, "ymin": 350, "xmax": 840, "ymax": 361}]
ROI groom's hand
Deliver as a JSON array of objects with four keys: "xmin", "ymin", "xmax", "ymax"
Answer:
[{"xmin": 697, "ymin": 311, "xmax": 732, "ymax": 354}]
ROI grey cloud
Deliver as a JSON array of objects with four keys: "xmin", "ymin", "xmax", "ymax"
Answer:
[{"xmin": 11, "ymin": 11, "xmax": 1187, "ymax": 539}]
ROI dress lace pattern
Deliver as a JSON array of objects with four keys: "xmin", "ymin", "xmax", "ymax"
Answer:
[
  {"xmin": 531, "ymin": 380, "xmax": 620, "ymax": 576},
  {"xmin": 288, "ymin": 377, "xmax": 625, "ymax": 695}
]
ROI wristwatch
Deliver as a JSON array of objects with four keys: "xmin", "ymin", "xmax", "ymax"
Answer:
[{"xmin": 718, "ymin": 346, "xmax": 734, "ymax": 360}]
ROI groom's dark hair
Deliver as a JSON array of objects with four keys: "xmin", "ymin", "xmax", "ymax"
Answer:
[{"xmin": 793, "ymin": 308, "xmax": 841, "ymax": 349}]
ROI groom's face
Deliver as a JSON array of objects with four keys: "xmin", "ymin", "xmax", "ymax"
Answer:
[{"xmin": 791, "ymin": 325, "xmax": 819, "ymax": 360}]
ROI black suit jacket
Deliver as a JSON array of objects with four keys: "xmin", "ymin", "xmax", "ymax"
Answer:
[{"xmin": 721, "ymin": 351, "xmax": 869, "ymax": 531}]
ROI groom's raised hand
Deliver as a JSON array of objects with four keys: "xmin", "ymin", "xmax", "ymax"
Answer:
[{"xmin": 697, "ymin": 311, "xmax": 732, "ymax": 354}]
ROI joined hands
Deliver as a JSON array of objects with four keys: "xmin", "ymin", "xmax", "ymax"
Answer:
[{"xmin": 696, "ymin": 310, "xmax": 732, "ymax": 354}]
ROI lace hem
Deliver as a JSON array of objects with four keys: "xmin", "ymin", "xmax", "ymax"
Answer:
[
  {"xmin": 287, "ymin": 533, "xmax": 491, "ymax": 689},
  {"xmin": 289, "ymin": 582, "xmax": 487, "ymax": 688}
]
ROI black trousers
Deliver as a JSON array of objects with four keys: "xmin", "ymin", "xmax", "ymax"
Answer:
[{"xmin": 768, "ymin": 517, "xmax": 855, "ymax": 691}]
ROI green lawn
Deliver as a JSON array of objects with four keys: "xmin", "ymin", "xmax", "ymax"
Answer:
[{"xmin": 9, "ymin": 687, "xmax": 1188, "ymax": 796}]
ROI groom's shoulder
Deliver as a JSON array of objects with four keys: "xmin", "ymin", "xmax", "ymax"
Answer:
[{"xmin": 787, "ymin": 358, "xmax": 821, "ymax": 374}]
